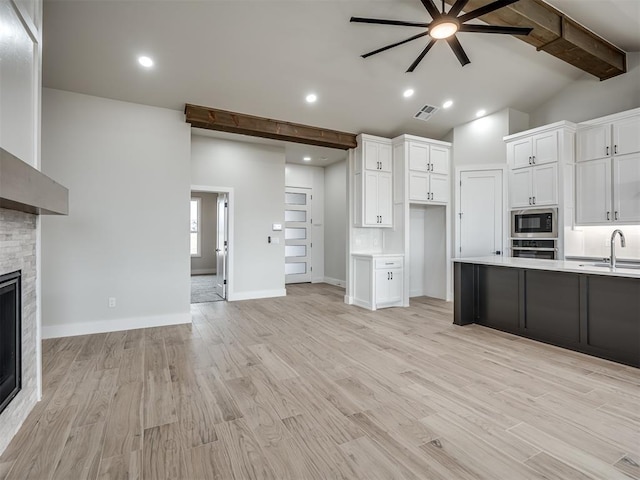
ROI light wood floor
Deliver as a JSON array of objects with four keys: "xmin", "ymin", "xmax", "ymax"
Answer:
[{"xmin": 1, "ymin": 283, "xmax": 639, "ymax": 480}]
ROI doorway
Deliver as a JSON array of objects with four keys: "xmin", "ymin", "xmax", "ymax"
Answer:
[
  {"xmin": 190, "ymin": 188, "xmax": 230, "ymax": 303},
  {"xmin": 456, "ymin": 168, "xmax": 505, "ymax": 258},
  {"xmin": 285, "ymin": 187, "xmax": 312, "ymax": 284}
]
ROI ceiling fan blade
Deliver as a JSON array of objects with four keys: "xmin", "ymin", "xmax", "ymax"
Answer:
[
  {"xmin": 457, "ymin": 0, "xmax": 520, "ymax": 24},
  {"xmin": 448, "ymin": 0, "xmax": 470, "ymax": 17},
  {"xmin": 419, "ymin": 0, "xmax": 442, "ymax": 20},
  {"xmin": 350, "ymin": 17, "xmax": 429, "ymax": 28},
  {"xmin": 406, "ymin": 39, "xmax": 437, "ymax": 73},
  {"xmin": 446, "ymin": 35, "xmax": 471, "ymax": 66},
  {"xmin": 458, "ymin": 24, "xmax": 533, "ymax": 35},
  {"xmin": 362, "ymin": 32, "xmax": 430, "ymax": 58}
]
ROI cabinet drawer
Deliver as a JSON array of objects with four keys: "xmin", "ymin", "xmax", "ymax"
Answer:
[{"xmin": 374, "ymin": 257, "xmax": 403, "ymax": 269}]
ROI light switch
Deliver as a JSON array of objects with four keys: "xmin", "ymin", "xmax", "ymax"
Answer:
[{"xmin": 272, "ymin": 223, "xmax": 283, "ymax": 231}]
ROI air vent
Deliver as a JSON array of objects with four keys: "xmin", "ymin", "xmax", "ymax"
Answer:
[{"xmin": 414, "ymin": 104, "xmax": 439, "ymax": 121}]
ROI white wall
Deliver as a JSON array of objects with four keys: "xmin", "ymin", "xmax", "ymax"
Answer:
[
  {"xmin": 190, "ymin": 191, "xmax": 217, "ymax": 274},
  {"xmin": 529, "ymin": 52, "xmax": 640, "ymax": 128},
  {"xmin": 191, "ymin": 135, "xmax": 286, "ymax": 300},
  {"xmin": 41, "ymin": 89, "xmax": 191, "ymax": 338},
  {"xmin": 285, "ymin": 163, "xmax": 325, "ymax": 283},
  {"xmin": 324, "ymin": 160, "xmax": 347, "ymax": 285},
  {"xmin": 566, "ymin": 225, "xmax": 640, "ymax": 261}
]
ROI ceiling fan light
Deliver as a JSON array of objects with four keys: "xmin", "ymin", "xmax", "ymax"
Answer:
[{"xmin": 430, "ymin": 20, "xmax": 459, "ymax": 39}]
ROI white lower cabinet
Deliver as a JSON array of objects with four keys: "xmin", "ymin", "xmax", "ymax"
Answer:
[{"xmin": 352, "ymin": 255, "xmax": 403, "ymax": 310}]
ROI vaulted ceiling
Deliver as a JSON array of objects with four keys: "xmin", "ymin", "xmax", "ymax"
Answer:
[{"xmin": 43, "ymin": 0, "xmax": 639, "ymax": 144}]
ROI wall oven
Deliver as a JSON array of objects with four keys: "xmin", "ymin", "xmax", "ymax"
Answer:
[
  {"xmin": 511, "ymin": 239, "xmax": 557, "ymax": 260},
  {"xmin": 511, "ymin": 208, "xmax": 557, "ymax": 239}
]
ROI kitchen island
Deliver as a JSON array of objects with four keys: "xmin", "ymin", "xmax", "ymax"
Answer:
[{"xmin": 453, "ymin": 256, "xmax": 640, "ymax": 367}]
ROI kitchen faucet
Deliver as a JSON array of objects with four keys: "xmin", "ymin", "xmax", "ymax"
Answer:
[{"xmin": 610, "ymin": 229, "xmax": 626, "ymax": 268}]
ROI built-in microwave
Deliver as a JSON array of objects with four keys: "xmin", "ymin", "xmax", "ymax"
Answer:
[{"xmin": 511, "ymin": 208, "xmax": 557, "ymax": 238}]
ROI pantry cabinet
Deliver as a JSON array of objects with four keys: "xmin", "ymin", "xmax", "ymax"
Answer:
[
  {"xmin": 353, "ymin": 134, "xmax": 393, "ymax": 227},
  {"xmin": 576, "ymin": 109, "xmax": 640, "ymax": 225}
]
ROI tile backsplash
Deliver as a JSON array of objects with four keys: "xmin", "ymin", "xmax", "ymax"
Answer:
[{"xmin": 565, "ymin": 225, "xmax": 640, "ymax": 260}]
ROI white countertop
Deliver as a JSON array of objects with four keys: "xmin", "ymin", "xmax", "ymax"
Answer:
[
  {"xmin": 352, "ymin": 252, "xmax": 404, "ymax": 258},
  {"xmin": 453, "ymin": 256, "xmax": 640, "ymax": 279}
]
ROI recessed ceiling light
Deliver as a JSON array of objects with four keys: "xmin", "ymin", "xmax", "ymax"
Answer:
[
  {"xmin": 442, "ymin": 100, "xmax": 453, "ymax": 109},
  {"xmin": 303, "ymin": 156, "xmax": 311, "ymax": 161},
  {"xmin": 138, "ymin": 56, "xmax": 153, "ymax": 68},
  {"xmin": 305, "ymin": 93, "xmax": 317, "ymax": 103},
  {"xmin": 403, "ymin": 89, "xmax": 414, "ymax": 98},
  {"xmin": 476, "ymin": 109, "xmax": 487, "ymax": 118}
]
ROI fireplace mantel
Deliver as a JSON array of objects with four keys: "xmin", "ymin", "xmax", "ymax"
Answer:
[{"xmin": 0, "ymin": 147, "xmax": 68, "ymax": 216}]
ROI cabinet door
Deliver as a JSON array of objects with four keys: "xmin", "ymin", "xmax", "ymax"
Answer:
[
  {"xmin": 378, "ymin": 143, "xmax": 392, "ymax": 172},
  {"xmin": 430, "ymin": 174, "xmax": 449, "ymax": 203},
  {"xmin": 532, "ymin": 163, "xmax": 557, "ymax": 206},
  {"xmin": 409, "ymin": 171, "xmax": 430, "ymax": 202},
  {"xmin": 577, "ymin": 124, "xmax": 610, "ymax": 162},
  {"xmin": 408, "ymin": 142, "xmax": 429, "ymax": 171},
  {"xmin": 532, "ymin": 131, "xmax": 557, "ymax": 165},
  {"xmin": 509, "ymin": 168, "xmax": 533, "ymax": 208},
  {"xmin": 510, "ymin": 138, "xmax": 533, "ymax": 169},
  {"xmin": 377, "ymin": 172, "xmax": 393, "ymax": 226},
  {"xmin": 430, "ymin": 145, "xmax": 449, "ymax": 174},
  {"xmin": 374, "ymin": 269, "xmax": 391, "ymax": 305},
  {"xmin": 576, "ymin": 158, "xmax": 612, "ymax": 224},
  {"xmin": 387, "ymin": 269, "xmax": 403, "ymax": 304},
  {"xmin": 613, "ymin": 153, "xmax": 640, "ymax": 223},
  {"xmin": 364, "ymin": 171, "xmax": 379, "ymax": 225},
  {"xmin": 613, "ymin": 116, "xmax": 640, "ymax": 156},
  {"xmin": 364, "ymin": 141, "xmax": 380, "ymax": 171}
]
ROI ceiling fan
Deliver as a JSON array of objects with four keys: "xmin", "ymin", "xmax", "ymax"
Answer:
[{"xmin": 351, "ymin": 0, "xmax": 533, "ymax": 72}]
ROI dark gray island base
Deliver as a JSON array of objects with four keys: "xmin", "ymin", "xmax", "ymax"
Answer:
[{"xmin": 454, "ymin": 259, "xmax": 640, "ymax": 368}]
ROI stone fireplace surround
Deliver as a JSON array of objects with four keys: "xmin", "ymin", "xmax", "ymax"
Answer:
[{"xmin": 0, "ymin": 208, "xmax": 37, "ymax": 455}]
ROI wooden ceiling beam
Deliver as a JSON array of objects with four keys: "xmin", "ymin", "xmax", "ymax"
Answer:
[
  {"xmin": 184, "ymin": 104, "xmax": 357, "ymax": 150},
  {"xmin": 444, "ymin": 0, "xmax": 626, "ymax": 80}
]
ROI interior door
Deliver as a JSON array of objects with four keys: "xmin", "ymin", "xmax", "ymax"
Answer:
[
  {"xmin": 285, "ymin": 187, "xmax": 312, "ymax": 284},
  {"xmin": 459, "ymin": 170, "xmax": 503, "ymax": 257},
  {"xmin": 215, "ymin": 193, "xmax": 228, "ymax": 299}
]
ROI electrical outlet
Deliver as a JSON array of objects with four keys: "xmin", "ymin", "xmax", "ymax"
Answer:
[{"xmin": 108, "ymin": 297, "xmax": 116, "ymax": 308}]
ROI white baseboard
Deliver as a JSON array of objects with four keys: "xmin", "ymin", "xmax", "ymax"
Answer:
[
  {"xmin": 228, "ymin": 289, "xmax": 286, "ymax": 302},
  {"xmin": 323, "ymin": 276, "xmax": 346, "ymax": 288},
  {"xmin": 42, "ymin": 312, "xmax": 192, "ymax": 339},
  {"xmin": 344, "ymin": 295, "xmax": 353, "ymax": 304},
  {"xmin": 191, "ymin": 269, "xmax": 216, "ymax": 275}
]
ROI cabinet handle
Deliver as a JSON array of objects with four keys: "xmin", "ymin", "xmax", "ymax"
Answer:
[
  {"xmin": 532, "ymin": 196, "xmax": 536, "ymax": 205},
  {"xmin": 615, "ymin": 211, "xmax": 619, "ymax": 220},
  {"xmin": 430, "ymin": 164, "xmax": 434, "ymax": 172},
  {"xmin": 391, "ymin": 272, "xmax": 393, "ymax": 280},
  {"xmin": 607, "ymin": 211, "xmax": 610, "ymax": 220},
  {"xmin": 614, "ymin": 145, "xmax": 618, "ymax": 154},
  {"xmin": 528, "ymin": 156, "xmax": 532, "ymax": 165},
  {"xmin": 532, "ymin": 155, "xmax": 536, "ymax": 164},
  {"xmin": 606, "ymin": 146, "xmax": 610, "ymax": 156},
  {"xmin": 528, "ymin": 197, "xmax": 532, "ymax": 205}
]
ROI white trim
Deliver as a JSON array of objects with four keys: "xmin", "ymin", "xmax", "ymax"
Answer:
[
  {"xmin": 191, "ymin": 268, "xmax": 216, "ymax": 275},
  {"xmin": 577, "ymin": 107, "xmax": 640, "ymax": 127},
  {"xmin": 228, "ymin": 289, "xmax": 286, "ymax": 302},
  {"xmin": 503, "ymin": 120, "xmax": 577, "ymax": 142},
  {"xmin": 190, "ymin": 196, "xmax": 202, "ymax": 257},
  {"xmin": 42, "ymin": 312, "xmax": 191, "ymax": 339},
  {"xmin": 323, "ymin": 276, "xmax": 346, "ymax": 287},
  {"xmin": 191, "ymin": 185, "xmax": 234, "ymax": 301}
]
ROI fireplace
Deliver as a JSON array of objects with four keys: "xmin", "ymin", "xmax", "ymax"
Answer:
[{"xmin": 0, "ymin": 270, "xmax": 21, "ymax": 415}]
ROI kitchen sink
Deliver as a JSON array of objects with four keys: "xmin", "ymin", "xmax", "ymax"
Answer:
[{"xmin": 579, "ymin": 262, "xmax": 640, "ymax": 270}]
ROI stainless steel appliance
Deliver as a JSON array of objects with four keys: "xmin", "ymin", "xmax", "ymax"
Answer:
[
  {"xmin": 511, "ymin": 208, "xmax": 557, "ymax": 239},
  {"xmin": 511, "ymin": 239, "xmax": 557, "ymax": 260}
]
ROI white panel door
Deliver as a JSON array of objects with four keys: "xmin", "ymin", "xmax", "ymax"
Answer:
[
  {"xmin": 364, "ymin": 141, "xmax": 380, "ymax": 171},
  {"xmin": 577, "ymin": 124, "xmax": 610, "ymax": 162},
  {"xmin": 387, "ymin": 269, "xmax": 403, "ymax": 304},
  {"xmin": 459, "ymin": 170, "xmax": 503, "ymax": 257},
  {"xmin": 364, "ymin": 171, "xmax": 379, "ymax": 225},
  {"xmin": 374, "ymin": 269, "xmax": 391, "ymax": 305},
  {"xmin": 409, "ymin": 142, "xmax": 429, "ymax": 171},
  {"xmin": 532, "ymin": 163, "xmax": 558, "ymax": 206},
  {"xmin": 215, "ymin": 194, "xmax": 228, "ymax": 299},
  {"xmin": 377, "ymin": 172, "xmax": 393, "ymax": 227},
  {"xmin": 613, "ymin": 153, "xmax": 640, "ymax": 223},
  {"xmin": 613, "ymin": 116, "xmax": 640, "ymax": 156},
  {"xmin": 511, "ymin": 138, "xmax": 533, "ymax": 169},
  {"xmin": 285, "ymin": 188, "xmax": 312, "ymax": 283},
  {"xmin": 430, "ymin": 145, "xmax": 449, "ymax": 175},
  {"xmin": 532, "ymin": 131, "xmax": 557, "ymax": 165},
  {"xmin": 430, "ymin": 174, "xmax": 449, "ymax": 203},
  {"xmin": 510, "ymin": 168, "xmax": 533, "ymax": 208},
  {"xmin": 409, "ymin": 172, "xmax": 429, "ymax": 202},
  {"xmin": 576, "ymin": 158, "xmax": 612, "ymax": 224},
  {"xmin": 378, "ymin": 143, "xmax": 393, "ymax": 172}
]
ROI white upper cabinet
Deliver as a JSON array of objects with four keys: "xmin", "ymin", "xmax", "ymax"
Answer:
[
  {"xmin": 532, "ymin": 163, "xmax": 558, "ymax": 206},
  {"xmin": 353, "ymin": 134, "xmax": 393, "ymax": 228},
  {"xmin": 399, "ymin": 136, "xmax": 451, "ymax": 205},
  {"xmin": 510, "ymin": 168, "xmax": 533, "ymax": 208},
  {"xmin": 408, "ymin": 142, "xmax": 429, "ymax": 171},
  {"xmin": 508, "ymin": 131, "xmax": 558, "ymax": 169},
  {"xmin": 575, "ymin": 109, "xmax": 640, "ymax": 225}
]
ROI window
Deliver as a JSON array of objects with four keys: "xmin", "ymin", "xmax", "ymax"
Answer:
[{"xmin": 190, "ymin": 197, "xmax": 201, "ymax": 256}]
